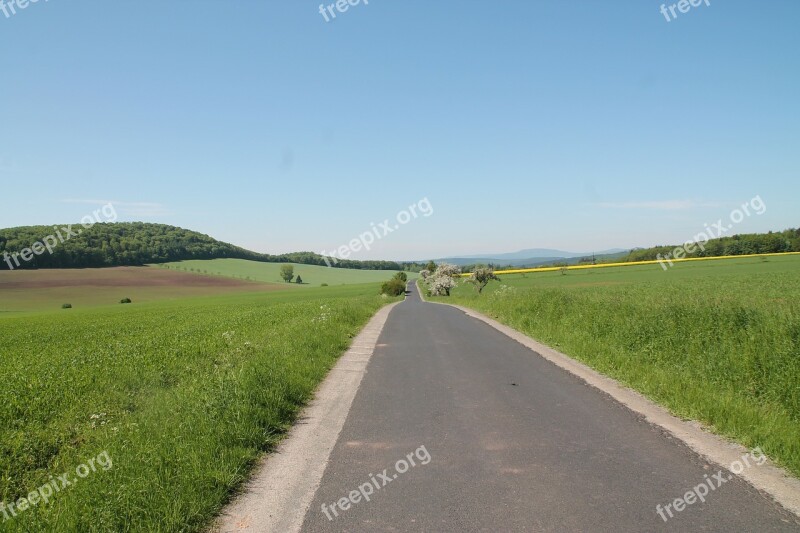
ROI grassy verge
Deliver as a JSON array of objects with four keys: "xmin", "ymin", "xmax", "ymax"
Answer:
[
  {"xmin": 0, "ymin": 284, "xmax": 396, "ymax": 531},
  {"xmin": 433, "ymin": 255, "xmax": 800, "ymax": 477}
]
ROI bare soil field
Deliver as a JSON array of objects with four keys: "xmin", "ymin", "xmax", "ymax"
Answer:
[{"xmin": 0, "ymin": 266, "xmax": 287, "ymax": 313}]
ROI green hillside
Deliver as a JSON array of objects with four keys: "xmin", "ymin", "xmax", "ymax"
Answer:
[{"xmin": 0, "ymin": 223, "xmax": 407, "ymax": 271}]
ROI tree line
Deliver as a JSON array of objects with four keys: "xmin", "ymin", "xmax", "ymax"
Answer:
[{"xmin": 617, "ymin": 228, "xmax": 800, "ymax": 263}]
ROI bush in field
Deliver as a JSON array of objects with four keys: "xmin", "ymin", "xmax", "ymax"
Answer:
[
  {"xmin": 295, "ymin": 276, "xmax": 303, "ymax": 284},
  {"xmin": 61, "ymin": 303, "xmax": 72, "ymax": 309},
  {"xmin": 467, "ymin": 267, "xmax": 500, "ymax": 293},
  {"xmin": 381, "ymin": 277, "xmax": 406, "ymax": 296},
  {"xmin": 120, "ymin": 298, "xmax": 132, "ymax": 304}
]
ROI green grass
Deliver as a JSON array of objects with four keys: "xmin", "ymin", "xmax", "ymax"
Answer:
[
  {"xmin": 0, "ymin": 284, "xmax": 398, "ymax": 531},
  {"xmin": 436, "ymin": 254, "xmax": 800, "ymax": 476},
  {"xmin": 159, "ymin": 258, "xmax": 418, "ymax": 286}
]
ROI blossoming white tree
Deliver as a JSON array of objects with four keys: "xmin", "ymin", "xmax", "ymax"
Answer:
[{"xmin": 426, "ymin": 262, "xmax": 460, "ymax": 296}]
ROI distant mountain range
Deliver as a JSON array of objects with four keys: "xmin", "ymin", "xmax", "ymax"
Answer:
[{"xmin": 435, "ymin": 248, "xmax": 629, "ymax": 268}]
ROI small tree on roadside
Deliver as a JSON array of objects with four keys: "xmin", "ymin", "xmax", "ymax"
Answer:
[
  {"xmin": 394, "ymin": 271, "xmax": 408, "ymax": 282},
  {"xmin": 428, "ymin": 274, "xmax": 457, "ymax": 296},
  {"xmin": 419, "ymin": 269, "xmax": 431, "ymax": 280},
  {"xmin": 425, "ymin": 260, "xmax": 436, "ymax": 272},
  {"xmin": 467, "ymin": 267, "xmax": 500, "ymax": 293},
  {"xmin": 280, "ymin": 264, "xmax": 294, "ymax": 283},
  {"xmin": 425, "ymin": 262, "xmax": 461, "ymax": 296}
]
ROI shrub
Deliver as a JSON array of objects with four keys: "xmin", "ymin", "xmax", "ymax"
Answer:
[
  {"xmin": 61, "ymin": 303, "xmax": 72, "ymax": 309},
  {"xmin": 321, "ymin": 283, "xmax": 328, "ymax": 287},
  {"xmin": 120, "ymin": 298, "xmax": 132, "ymax": 304},
  {"xmin": 381, "ymin": 278, "xmax": 406, "ymax": 296},
  {"xmin": 393, "ymin": 272, "xmax": 408, "ymax": 282},
  {"xmin": 296, "ymin": 276, "xmax": 303, "ymax": 284}
]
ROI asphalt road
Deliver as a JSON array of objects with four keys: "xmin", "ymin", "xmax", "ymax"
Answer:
[{"xmin": 301, "ymin": 282, "xmax": 799, "ymax": 532}]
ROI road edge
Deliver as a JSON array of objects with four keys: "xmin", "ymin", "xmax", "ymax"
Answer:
[
  {"xmin": 213, "ymin": 300, "xmax": 401, "ymax": 532},
  {"xmin": 417, "ymin": 282, "xmax": 800, "ymax": 519}
]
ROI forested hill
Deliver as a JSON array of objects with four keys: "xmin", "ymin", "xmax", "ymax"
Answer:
[{"xmin": 0, "ymin": 222, "xmax": 403, "ymax": 271}]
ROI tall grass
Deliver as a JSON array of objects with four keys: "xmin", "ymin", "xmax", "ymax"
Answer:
[
  {"xmin": 443, "ymin": 268, "xmax": 800, "ymax": 476},
  {"xmin": 0, "ymin": 286, "xmax": 392, "ymax": 531}
]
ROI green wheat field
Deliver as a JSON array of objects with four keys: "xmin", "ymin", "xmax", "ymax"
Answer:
[{"xmin": 0, "ymin": 283, "xmax": 399, "ymax": 531}]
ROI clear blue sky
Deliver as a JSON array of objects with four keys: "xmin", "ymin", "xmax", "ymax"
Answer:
[{"xmin": 1, "ymin": 0, "xmax": 798, "ymax": 260}]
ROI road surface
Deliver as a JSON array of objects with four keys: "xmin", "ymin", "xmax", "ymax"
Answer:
[{"xmin": 297, "ymin": 281, "xmax": 798, "ymax": 531}]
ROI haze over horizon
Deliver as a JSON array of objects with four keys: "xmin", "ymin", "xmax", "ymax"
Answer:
[{"xmin": 2, "ymin": 1, "xmax": 798, "ymax": 260}]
